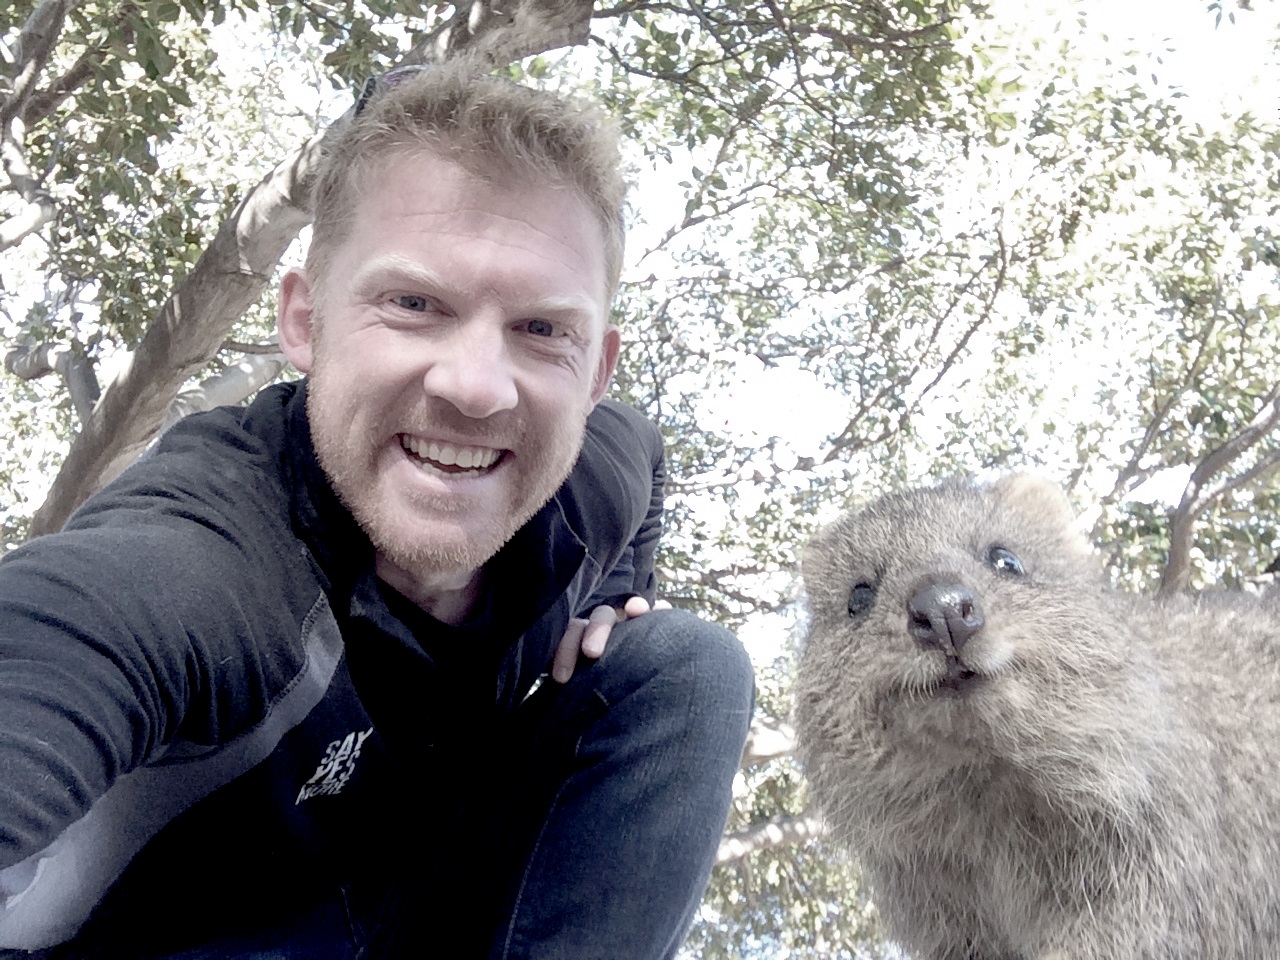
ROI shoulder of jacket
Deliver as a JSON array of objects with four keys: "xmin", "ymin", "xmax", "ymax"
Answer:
[
  {"xmin": 590, "ymin": 397, "xmax": 663, "ymax": 446},
  {"xmin": 64, "ymin": 383, "xmax": 302, "ymax": 539}
]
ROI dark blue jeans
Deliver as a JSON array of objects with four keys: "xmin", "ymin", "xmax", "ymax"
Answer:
[
  {"xmin": 36, "ymin": 609, "xmax": 753, "ymax": 960},
  {"xmin": 486, "ymin": 608, "xmax": 753, "ymax": 959}
]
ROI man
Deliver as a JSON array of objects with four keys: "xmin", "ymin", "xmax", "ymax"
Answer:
[{"xmin": 0, "ymin": 61, "xmax": 754, "ymax": 958}]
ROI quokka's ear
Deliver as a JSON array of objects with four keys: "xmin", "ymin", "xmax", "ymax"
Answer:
[
  {"xmin": 799, "ymin": 517, "xmax": 850, "ymax": 597},
  {"xmin": 987, "ymin": 473, "xmax": 1092, "ymax": 557}
]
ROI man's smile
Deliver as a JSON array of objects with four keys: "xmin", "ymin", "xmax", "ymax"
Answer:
[{"xmin": 398, "ymin": 434, "xmax": 505, "ymax": 475}]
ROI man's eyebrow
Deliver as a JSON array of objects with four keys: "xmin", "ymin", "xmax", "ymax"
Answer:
[
  {"xmin": 350, "ymin": 255, "xmax": 454, "ymax": 297},
  {"xmin": 521, "ymin": 293, "xmax": 601, "ymax": 322}
]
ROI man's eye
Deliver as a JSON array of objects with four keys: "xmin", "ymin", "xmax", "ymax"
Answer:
[
  {"xmin": 524, "ymin": 318, "xmax": 555, "ymax": 337},
  {"xmin": 394, "ymin": 294, "xmax": 430, "ymax": 312}
]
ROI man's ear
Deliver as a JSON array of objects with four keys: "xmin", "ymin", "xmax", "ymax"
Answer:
[
  {"xmin": 590, "ymin": 326, "xmax": 622, "ymax": 405},
  {"xmin": 277, "ymin": 268, "xmax": 318, "ymax": 373}
]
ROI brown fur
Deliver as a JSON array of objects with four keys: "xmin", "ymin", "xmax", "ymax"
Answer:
[{"xmin": 794, "ymin": 474, "xmax": 1280, "ymax": 960}]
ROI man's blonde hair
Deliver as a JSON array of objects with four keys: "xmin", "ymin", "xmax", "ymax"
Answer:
[{"xmin": 306, "ymin": 60, "xmax": 627, "ymax": 302}]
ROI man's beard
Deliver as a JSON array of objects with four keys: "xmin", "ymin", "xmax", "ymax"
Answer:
[{"xmin": 305, "ymin": 348, "xmax": 591, "ymax": 581}]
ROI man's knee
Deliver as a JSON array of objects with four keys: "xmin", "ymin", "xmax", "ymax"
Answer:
[{"xmin": 594, "ymin": 608, "xmax": 755, "ymax": 721}]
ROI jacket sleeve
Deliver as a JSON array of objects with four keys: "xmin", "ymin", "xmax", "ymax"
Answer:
[
  {"xmin": 574, "ymin": 400, "xmax": 666, "ymax": 614},
  {"xmin": 0, "ymin": 440, "xmax": 318, "ymax": 873},
  {"xmin": 0, "ymin": 529, "xmax": 169, "ymax": 869}
]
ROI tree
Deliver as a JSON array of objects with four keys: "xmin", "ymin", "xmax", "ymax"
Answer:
[{"xmin": 3, "ymin": 0, "xmax": 1280, "ymax": 956}]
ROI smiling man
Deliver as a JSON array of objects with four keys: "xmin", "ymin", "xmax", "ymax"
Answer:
[
  {"xmin": 0, "ymin": 63, "xmax": 754, "ymax": 959},
  {"xmin": 285, "ymin": 151, "xmax": 619, "ymax": 620}
]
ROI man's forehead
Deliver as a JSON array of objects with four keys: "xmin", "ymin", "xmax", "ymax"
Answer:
[
  {"xmin": 361, "ymin": 146, "xmax": 524, "ymax": 198},
  {"xmin": 342, "ymin": 154, "xmax": 612, "ymax": 314}
]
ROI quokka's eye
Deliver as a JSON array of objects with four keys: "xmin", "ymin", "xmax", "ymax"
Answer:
[
  {"xmin": 847, "ymin": 581, "xmax": 877, "ymax": 618},
  {"xmin": 984, "ymin": 545, "xmax": 1026, "ymax": 577}
]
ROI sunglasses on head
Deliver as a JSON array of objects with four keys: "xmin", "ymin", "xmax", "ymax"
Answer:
[{"xmin": 352, "ymin": 63, "xmax": 431, "ymax": 117}]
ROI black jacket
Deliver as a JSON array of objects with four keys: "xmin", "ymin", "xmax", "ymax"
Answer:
[{"xmin": 0, "ymin": 380, "xmax": 664, "ymax": 951}]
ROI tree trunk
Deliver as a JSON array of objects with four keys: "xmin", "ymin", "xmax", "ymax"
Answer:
[{"xmin": 28, "ymin": 135, "xmax": 321, "ymax": 536}]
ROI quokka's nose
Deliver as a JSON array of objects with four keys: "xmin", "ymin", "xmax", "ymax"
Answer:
[{"xmin": 906, "ymin": 582, "xmax": 984, "ymax": 653}]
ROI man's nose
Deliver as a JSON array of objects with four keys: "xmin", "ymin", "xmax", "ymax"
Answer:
[{"xmin": 421, "ymin": 318, "xmax": 519, "ymax": 419}]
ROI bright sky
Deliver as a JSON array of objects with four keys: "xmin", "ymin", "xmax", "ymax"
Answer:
[{"xmin": 1074, "ymin": 0, "xmax": 1277, "ymax": 111}]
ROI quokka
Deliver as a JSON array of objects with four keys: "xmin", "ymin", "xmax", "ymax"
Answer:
[{"xmin": 795, "ymin": 474, "xmax": 1280, "ymax": 960}]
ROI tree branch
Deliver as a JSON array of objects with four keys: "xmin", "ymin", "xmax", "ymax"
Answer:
[
  {"xmin": 5, "ymin": 340, "xmax": 100, "ymax": 422},
  {"xmin": 822, "ymin": 226, "xmax": 1012, "ymax": 463},
  {"xmin": 28, "ymin": 132, "xmax": 322, "ymax": 536},
  {"xmin": 716, "ymin": 815, "xmax": 826, "ymax": 865},
  {"xmin": 220, "ymin": 337, "xmax": 283, "ymax": 355},
  {"xmin": 20, "ymin": 39, "xmax": 107, "ymax": 126},
  {"xmin": 1096, "ymin": 314, "xmax": 1221, "ymax": 524},
  {"xmin": 1159, "ymin": 382, "xmax": 1280, "ymax": 596},
  {"xmin": 1, "ymin": 1, "xmax": 82, "ymax": 252},
  {"xmin": 162, "ymin": 352, "xmax": 290, "ymax": 431},
  {"xmin": 0, "ymin": 190, "xmax": 54, "ymax": 250},
  {"xmin": 1, "ymin": 0, "xmax": 78, "ymax": 128},
  {"xmin": 741, "ymin": 715, "xmax": 796, "ymax": 767},
  {"xmin": 413, "ymin": 0, "xmax": 595, "ymax": 65}
]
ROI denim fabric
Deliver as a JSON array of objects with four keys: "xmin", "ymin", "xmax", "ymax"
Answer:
[
  {"xmin": 491, "ymin": 607, "xmax": 754, "ymax": 959},
  {"xmin": 34, "ymin": 609, "xmax": 753, "ymax": 960}
]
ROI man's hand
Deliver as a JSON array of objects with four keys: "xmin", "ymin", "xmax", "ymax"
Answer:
[{"xmin": 551, "ymin": 596, "xmax": 673, "ymax": 683}]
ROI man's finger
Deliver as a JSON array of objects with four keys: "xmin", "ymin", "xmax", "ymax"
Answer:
[
  {"xmin": 553, "ymin": 618, "xmax": 587, "ymax": 683},
  {"xmin": 621, "ymin": 595, "xmax": 651, "ymax": 618},
  {"xmin": 581, "ymin": 604, "xmax": 618, "ymax": 658},
  {"xmin": 621, "ymin": 596, "xmax": 671, "ymax": 618}
]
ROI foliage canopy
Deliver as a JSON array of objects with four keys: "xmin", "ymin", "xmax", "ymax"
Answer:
[{"xmin": 2, "ymin": 0, "xmax": 1278, "ymax": 954}]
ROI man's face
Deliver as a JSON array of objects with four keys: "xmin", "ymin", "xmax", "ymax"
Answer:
[{"xmin": 278, "ymin": 151, "xmax": 620, "ymax": 584}]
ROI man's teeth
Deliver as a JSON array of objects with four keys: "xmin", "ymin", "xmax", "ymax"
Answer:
[{"xmin": 401, "ymin": 436, "xmax": 501, "ymax": 471}]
